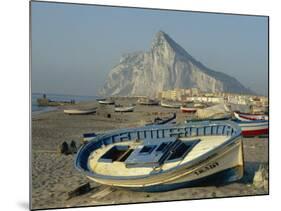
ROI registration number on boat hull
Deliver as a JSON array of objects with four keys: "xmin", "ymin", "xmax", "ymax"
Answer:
[{"xmin": 194, "ymin": 162, "xmax": 219, "ymax": 176}]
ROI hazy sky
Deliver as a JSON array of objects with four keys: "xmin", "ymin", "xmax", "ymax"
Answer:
[{"xmin": 31, "ymin": 2, "xmax": 268, "ymax": 96}]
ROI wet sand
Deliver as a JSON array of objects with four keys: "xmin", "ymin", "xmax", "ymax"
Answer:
[{"xmin": 31, "ymin": 99, "xmax": 269, "ymax": 210}]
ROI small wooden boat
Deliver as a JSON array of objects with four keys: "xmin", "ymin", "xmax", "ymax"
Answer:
[
  {"xmin": 96, "ymin": 98, "xmax": 106, "ymax": 101},
  {"xmin": 138, "ymin": 98, "xmax": 159, "ymax": 106},
  {"xmin": 185, "ymin": 115, "xmax": 232, "ymax": 123},
  {"xmin": 63, "ymin": 108, "xmax": 97, "ymax": 115},
  {"xmin": 114, "ymin": 106, "xmax": 135, "ymax": 112},
  {"xmin": 98, "ymin": 99, "xmax": 115, "ymax": 105},
  {"xmin": 233, "ymin": 111, "xmax": 268, "ymax": 121},
  {"xmin": 160, "ymin": 101, "xmax": 181, "ymax": 109},
  {"xmin": 180, "ymin": 105, "xmax": 197, "ymax": 113},
  {"xmin": 146, "ymin": 113, "xmax": 176, "ymax": 126},
  {"xmin": 75, "ymin": 121, "xmax": 243, "ymax": 192},
  {"xmin": 234, "ymin": 119, "xmax": 269, "ymax": 137}
]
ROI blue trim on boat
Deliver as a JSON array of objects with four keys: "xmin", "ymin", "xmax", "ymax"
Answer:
[
  {"xmin": 75, "ymin": 121, "xmax": 242, "ymax": 182},
  {"xmin": 83, "ymin": 133, "xmax": 97, "ymax": 138}
]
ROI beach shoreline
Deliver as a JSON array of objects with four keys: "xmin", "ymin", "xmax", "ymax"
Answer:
[{"xmin": 31, "ymin": 99, "xmax": 268, "ymax": 210}]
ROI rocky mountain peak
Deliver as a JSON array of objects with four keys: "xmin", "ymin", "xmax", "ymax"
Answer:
[
  {"xmin": 151, "ymin": 31, "xmax": 192, "ymax": 60},
  {"xmin": 99, "ymin": 31, "xmax": 253, "ymax": 97},
  {"xmin": 151, "ymin": 31, "xmax": 168, "ymax": 47}
]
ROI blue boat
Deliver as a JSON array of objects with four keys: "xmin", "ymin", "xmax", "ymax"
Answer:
[{"xmin": 75, "ymin": 121, "xmax": 244, "ymax": 192}]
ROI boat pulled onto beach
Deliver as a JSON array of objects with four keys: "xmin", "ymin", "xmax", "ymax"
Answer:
[
  {"xmin": 114, "ymin": 105, "xmax": 135, "ymax": 112},
  {"xmin": 97, "ymin": 99, "xmax": 115, "ymax": 105},
  {"xmin": 233, "ymin": 111, "xmax": 268, "ymax": 121},
  {"xmin": 63, "ymin": 108, "xmax": 97, "ymax": 115},
  {"xmin": 75, "ymin": 121, "xmax": 244, "ymax": 192},
  {"xmin": 160, "ymin": 101, "xmax": 182, "ymax": 109},
  {"xmin": 180, "ymin": 105, "xmax": 197, "ymax": 113},
  {"xmin": 137, "ymin": 98, "xmax": 159, "ymax": 106},
  {"xmin": 234, "ymin": 119, "xmax": 268, "ymax": 137}
]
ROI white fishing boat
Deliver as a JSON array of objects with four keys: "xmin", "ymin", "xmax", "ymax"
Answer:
[
  {"xmin": 160, "ymin": 101, "xmax": 181, "ymax": 109},
  {"xmin": 138, "ymin": 98, "xmax": 159, "ymax": 106},
  {"xmin": 114, "ymin": 106, "xmax": 135, "ymax": 112},
  {"xmin": 233, "ymin": 111, "xmax": 268, "ymax": 121},
  {"xmin": 98, "ymin": 99, "xmax": 115, "ymax": 105},
  {"xmin": 63, "ymin": 108, "xmax": 97, "ymax": 115},
  {"xmin": 75, "ymin": 121, "xmax": 244, "ymax": 192},
  {"xmin": 234, "ymin": 119, "xmax": 269, "ymax": 137}
]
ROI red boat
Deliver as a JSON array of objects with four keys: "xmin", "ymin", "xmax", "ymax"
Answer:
[
  {"xmin": 234, "ymin": 111, "xmax": 268, "ymax": 121},
  {"xmin": 234, "ymin": 120, "xmax": 269, "ymax": 137},
  {"xmin": 180, "ymin": 106, "xmax": 197, "ymax": 113}
]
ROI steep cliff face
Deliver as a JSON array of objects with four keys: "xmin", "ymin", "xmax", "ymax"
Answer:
[{"xmin": 100, "ymin": 31, "xmax": 252, "ymax": 97}]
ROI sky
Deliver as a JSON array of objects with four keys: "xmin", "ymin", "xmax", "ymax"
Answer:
[{"xmin": 31, "ymin": 2, "xmax": 268, "ymax": 96}]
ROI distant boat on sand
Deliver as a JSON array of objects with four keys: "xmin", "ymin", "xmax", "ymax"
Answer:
[
  {"xmin": 114, "ymin": 105, "xmax": 135, "ymax": 112},
  {"xmin": 160, "ymin": 101, "xmax": 181, "ymax": 108},
  {"xmin": 138, "ymin": 98, "xmax": 159, "ymax": 106},
  {"xmin": 180, "ymin": 105, "xmax": 197, "ymax": 113},
  {"xmin": 63, "ymin": 108, "xmax": 97, "ymax": 115},
  {"xmin": 233, "ymin": 111, "xmax": 268, "ymax": 121},
  {"xmin": 97, "ymin": 99, "xmax": 115, "ymax": 105}
]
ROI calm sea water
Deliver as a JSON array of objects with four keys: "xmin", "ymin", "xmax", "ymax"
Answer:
[{"xmin": 32, "ymin": 93, "xmax": 97, "ymax": 113}]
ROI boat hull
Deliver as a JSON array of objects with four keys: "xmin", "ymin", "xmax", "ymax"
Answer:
[
  {"xmin": 85, "ymin": 139, "xmax": 243, "ymax": 191},
  {"xmin": 180, "ymin": 106, "xmax": 197, "ymax": 113},
  {"xmin": 75, "ymin": 121, "xmax": 243, "ymax": 192},
  {"xmin": 160, "ymin": 102, "xmax": 181, "ymax": 109},
  {"xmin": 236, "ymin": 120, "xmax": 269, "ymax": 137},
  {"xmin": 126, "ymin": 166, "xmax": 243, "ymax": 192},
  {"xmin": 63, "ymin": 109, "xmax": 96, "ymax": 115},
  {"xmin": 114, "ymin": 107, "xmax": 135, "ymax": 112},
  {"xmin": 98, "ymin": 100, "xmax": 115, "ymax": 105},
  {"xmin": 234, "ymin": 111, "xmax": 268, "ymax": 121}
]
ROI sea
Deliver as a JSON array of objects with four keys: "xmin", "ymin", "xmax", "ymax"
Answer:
[{"xmin": 32, "ymin": 93, "xmax": 97, "ymax": 114}]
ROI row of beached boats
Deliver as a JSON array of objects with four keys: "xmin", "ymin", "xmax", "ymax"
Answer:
[
  {"xmin": 97, "ymin": 98, "xmax": 136, "ymax": 113},
  {"xmin": 58, "ymin": 97, "xmax": 268, "ymax": 191},
  {"xmin": 63, "ymin": 98, "xmax": 136, "ymax": 114},
  {"xmin": 74, "ymin": 107, "xmax": 268, "ymax": 192}
]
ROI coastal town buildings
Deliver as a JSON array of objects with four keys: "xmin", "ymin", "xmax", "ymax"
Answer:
[{"xmin": 157, "ymin": 88, "xmax": 268, "ymax": 107}]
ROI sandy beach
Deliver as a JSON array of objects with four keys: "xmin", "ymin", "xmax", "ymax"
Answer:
[{"xmin": 31, "ymin": 99, "xmax": 269, "ymax": 210}]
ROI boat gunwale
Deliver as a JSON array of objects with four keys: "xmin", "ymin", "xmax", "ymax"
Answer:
[{"xmin": 233, "ymin": 119, "xmax": 269, "ymax": 125}]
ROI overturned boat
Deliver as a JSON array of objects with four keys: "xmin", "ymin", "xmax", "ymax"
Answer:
[{"xmin": 75, "ymin": 121, "xmax": 244, "ymax": 192}]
